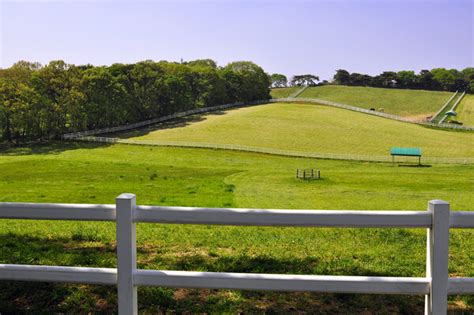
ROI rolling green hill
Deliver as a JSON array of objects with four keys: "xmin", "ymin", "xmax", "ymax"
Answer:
[
  {"xmin": 456, "ymin": 94, "xmax": 474, "ymax": 126},
  {"xmin": 270, "ymin": 87, "xmax": 299, "ymax": 98},
  {"xmin": 121, "ymin": 102, "xmax": 474, "ymax": 159},
  {"xmin": 297, "ymin": 85, "xmax": 452, "ymax": 117}
]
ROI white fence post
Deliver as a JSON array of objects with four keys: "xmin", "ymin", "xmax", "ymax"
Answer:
[
  {"xmin": 116, "ymin": 193, "xmax": 138, "ymax": 315},
  {"xmin": 425, "ymin": 200, "xmax": 450, "ymax": 315}
]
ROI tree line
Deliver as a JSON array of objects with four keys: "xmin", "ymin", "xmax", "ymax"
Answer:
[
  {"xmin": 270, "ymin": 74, "xmax": 321, "ymax": 88},
  {"xmin": 270, "ymin": 68, "xmax": 474, "ymax": 92},
  {"xmin": 333, "ymin": 68, "xmax": 474, "ymax": 92},
  {"xmin": 0, "ymin": 59, "xmax": 270, "ymax": 143}
]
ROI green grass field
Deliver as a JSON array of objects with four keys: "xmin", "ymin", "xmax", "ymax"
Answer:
[
  {"xmin": 121, "ymin": 102, "xmax": 474, "ymax": 159},
  {"xmin": 0, "ymin": 142, "xmax": 473, "ymax": 312},
  {"xmin": 456, "ymin": 94, "xmax": 474, "ymax": 126},
  {"xmin": 270, "ymin": 87, "xmax": 299, "ymax": 98},
  {"xmin": 297, "ymin": 85, "xmax": 452, "ymax": 117}
]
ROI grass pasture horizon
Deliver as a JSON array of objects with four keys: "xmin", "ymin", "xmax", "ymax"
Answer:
[
  {"xmin": 0, "ymin": 142, "xmax": 473, "ymax": 312},
  {"xmin": 297, "ymin": 85, "xmax": 452, "ymax": 117},
  {"xmin": 117, "ymin": 102, "xmax": 474, "ymax": 160}
]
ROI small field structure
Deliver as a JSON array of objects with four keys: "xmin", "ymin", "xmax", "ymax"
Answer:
[
  {"xmin": 390, "ymin": 147, "xmax": 422, "ymax": 165},
  {"xmin": 296, "ymin": 169, "xmax": 320, "ymax": 180}
]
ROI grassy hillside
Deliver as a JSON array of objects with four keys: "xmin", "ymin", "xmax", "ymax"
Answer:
[
  {"xmin": 121, "ymin": 102, "xmax": 474, "ymax": 159},
  {"xmin": 456, "ymin": 94, "xmax": 474, "ymax": 126},
  {"xmin": 270, "ymin": 87, "xmax": 299, "ymax": 98},
  {"xmin": 298, "ymin": 85, "xmax": 452, "ymax": 117},
  {"xmin": 0, "ymin": 143, "xmax": 473, "ymax": 312}
]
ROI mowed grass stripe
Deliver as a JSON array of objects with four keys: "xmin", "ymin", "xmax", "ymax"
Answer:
[
  {"xmin": 298, "ymin": 85, "xmax": 451, "ymax": 117},
  {"xmin": 122, "ymin": 102, "xmax": 474, "ymax": 158}
]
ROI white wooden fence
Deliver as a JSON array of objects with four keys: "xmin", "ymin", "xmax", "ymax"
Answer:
[
  {"xmin": 62, "ymin": 100, "xmax": 270, "ymax": 139},
  {"xmin": 0, "ymin": 196, "xmax": 473, "ymax": 314},
  {"xmin": 62, "ymin": 96, "xmax": 474, "ymax": 141}
]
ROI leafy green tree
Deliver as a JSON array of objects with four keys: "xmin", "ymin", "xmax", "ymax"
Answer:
[
  {"xmin": 31, "ymin": 60, "xmax": 87, "ymax": 138},
  {"xmin": 186, "ymin": 59, "xmax": 217, "ymax": 69},
  {"xmin": 224, "ymin": 61, "xmax": 271, "ymax": 100},
  {"xmin": 333, "ymin": 69, "xmax": 350, "ymax": 85},
  {"xmin": 396, "ymin": 71, "xmax": 417, "ymax": 88},
  {"xmin": 0, "ymin": 58, "xmax": 276, "ymax": 142},
  {"xmin": 348, "ymin": 73, "xmax": 371, "ymax": 86},
  {"xmin": 270, "ymin": 73, "xmax": 287, "ymax": 88},
  {"xmin": 0, "ymin": 78, "xmax": 41, "ymax": 142},
  {"xmin": 431, "ymin": 68, "xmax": 455, "ymax": 91},
  {"xmin": 290, "ymin": 74, "xmax": 319, "ymax": 86},
  {"xmin": 80, "ymin": 66, "xmax": 128, "ymax": 129}
]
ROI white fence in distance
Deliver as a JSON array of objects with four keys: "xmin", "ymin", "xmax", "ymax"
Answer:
[
  {"xmin": 282, "ymin": 97, "xmax": 474, "ymax": 130},
  {"xmin": 62, "ymin": 96, "xmax": 474, "ymax": 141},
  {"xmin": 62, "ymin": 100, "xmax": 270, "ymax": 139},
  {"xmin": 0, "ymin": 197, "xmax": 473, "ymax": 314},
  {"xmin": 74, "ymin": 136, "xmax": 474, "ymax": 165}
]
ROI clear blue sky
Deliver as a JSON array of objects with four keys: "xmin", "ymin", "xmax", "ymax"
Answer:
[{"xmin": 1, "ymin": 0, "xmax": 472, "ymax": 80}]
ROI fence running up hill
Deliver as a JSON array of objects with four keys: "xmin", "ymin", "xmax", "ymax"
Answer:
[
  {"xmin": 62, "ymin": 96, "xmax": 474, "ymax": 141},
  {"xmin": 439, "ymin": 91, "xmax": 466, "ymax": 124},
  {"xmin": 0, "ymin": 196, "xmax": 473, "ymax": 314},
  {"xmin": 430, "ymin": 91, "xmax": 458, "ymax": 123},
  {"xmin": 62, "ymin": 100, "xmax": 270, "ymax": 139}
]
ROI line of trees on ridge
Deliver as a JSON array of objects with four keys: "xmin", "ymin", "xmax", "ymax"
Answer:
[
  {"xmin": 270, "ymin": 74, "xmax": 321, "ymax": 88},
  {"xmin": 0, "ymin": 59, "xmax": 270, "ymax": 143},
  {"xmin": 270, "ymin": 68, "xmax": 474, "ymax": 93}
]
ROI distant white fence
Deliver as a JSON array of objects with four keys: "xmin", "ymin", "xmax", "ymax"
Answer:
[
  {"xmin": 74, "ymin": 136, "xmax": 474, "ymax": 165},
  {"xmin": 279, "ymin": 97, "xmax": 474, "ymax": 131},
  {"xmin": 62, "ymin": 96, "xmax": 474, "ymax": 141},
  {"xmin": 62, "ymin": 100, "xmax": 270, "ymax": 139},
  {"xmin": 0, "ymin": 197, "xmax": 473, "ymax": 314}
]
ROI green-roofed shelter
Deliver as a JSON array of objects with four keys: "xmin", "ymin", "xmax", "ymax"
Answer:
[{"xmin": 390, "ymin": 147, "xmax": 422, "ymax": 165}]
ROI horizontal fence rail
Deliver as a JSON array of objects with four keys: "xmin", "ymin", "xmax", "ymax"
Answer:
[{"xmin": 0, "ymin": 196, "xmax": 473, "ymax": 314}]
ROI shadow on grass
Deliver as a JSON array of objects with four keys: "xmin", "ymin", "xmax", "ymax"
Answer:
[
  {"xmin": 0, "ymin": 141, "xmax": 112, "ymax": 156},
  {"xmin": 106, "ymin": 114, "xmax": 209, "ymax": 139},
  {"xmin": 105, "ymin": 105, "xmax": 258, "ymax": 139},
  {"xmin": 398, "ymin": 164, "xmax": 432, "ymax": 168},
  {"xmin": 1, "ymin": 233, "xmax": 463, "ymax": 313}
]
